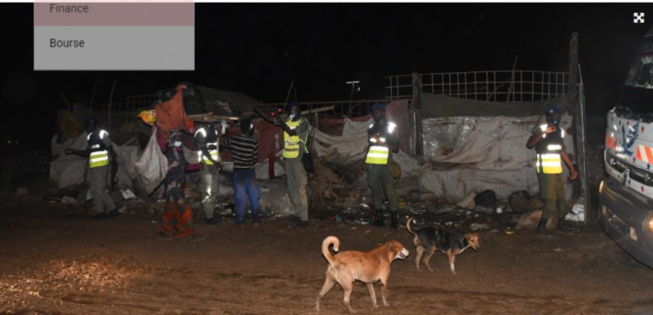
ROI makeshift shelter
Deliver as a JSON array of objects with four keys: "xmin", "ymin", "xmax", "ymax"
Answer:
[
  {"xmin": 306, "ymin": 94, "xmax": 574, "ymax": 203},
  {"xmin": 417, "ymin": 93, "xmax": 574, "ymax": 201}
]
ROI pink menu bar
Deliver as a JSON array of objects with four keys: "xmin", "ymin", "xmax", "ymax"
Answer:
[{"xmin": 35, "ymin": 2, "xmax": 194, "ymax": 26}]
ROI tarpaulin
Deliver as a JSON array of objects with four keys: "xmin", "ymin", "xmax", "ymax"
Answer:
[{"xmin": 154, "ymin": 85, "xmax": 195, "ymax": 144}]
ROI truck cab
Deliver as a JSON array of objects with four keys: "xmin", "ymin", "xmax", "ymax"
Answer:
[{"xmin": 599, "ymin": 28, "xmax": 653, "ymax": 268}]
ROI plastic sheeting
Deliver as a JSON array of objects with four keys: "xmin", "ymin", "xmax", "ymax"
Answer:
[
  {"xmin": 50, "ymin": 134, "xmax": 88, "ymax": 189},
  {"xmin": 50, "ymin": 133, "xmax": 146, "ymax": 193},
  {"xmin": 313, "ymin": 120, "xmax": 368, "ymax": 165},
  {"xmin": 420, "ymin": 114, "xmax": 575, "ymax": 200},
  {"xmin": 311, "ymin": 110, "xmax": 574, "ymax": 201},
  {"xmin": 423, "ymin": 114, "xmax": 575, "ymax": 169}
]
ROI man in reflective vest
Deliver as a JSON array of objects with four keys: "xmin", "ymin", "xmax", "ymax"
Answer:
[
  {"xmin": 526, "ymin": 106, "xmax": 578, "ymax": 234},
  {"xmin": 65, "ymin": 117, "xmax": 118, "ymax": 219},
  {"xmin": 276, "ymin": 101, "xmax": 310, "ymax": 227},
  {"xmin": 364, "ymin": 103, "xmax": 400, "ymax": 229},
  {"xmin": 195, "ymin": 122, "xmax": 223, "ymax": 225}
]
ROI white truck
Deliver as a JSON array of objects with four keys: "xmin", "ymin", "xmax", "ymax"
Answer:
[{"xmin": 599, "ymin": 28, "xmax": 653, "ymax": 268}]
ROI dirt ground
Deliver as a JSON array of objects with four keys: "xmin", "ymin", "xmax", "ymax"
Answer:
[{"xmin": 2, "ymin": 190, "xmax": 653, "ymax": 315}]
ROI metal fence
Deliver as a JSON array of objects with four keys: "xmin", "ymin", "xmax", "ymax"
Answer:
[
  {"xmin": 386, "ymin": 70, "xmax": 569, "ymax": 102},
  {"xmin": 88, "ymin": 94, "xmax": 390, "ymax": 121},
  {"xmin": 254, "ymin": 99, "xmax": 390, "ymax": 119},
  {"xmin": 90, "ymin": 94, "xmax": 158, "ymax": 112}
]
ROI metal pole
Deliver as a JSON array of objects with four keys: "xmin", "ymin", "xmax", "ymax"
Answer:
[
  {"xmin": 412, "ymin": 71, "xmax": 423, "ymax": 156},
  {"xmin": 346, "ymin": 81, "xmax": 359, "ymax": 117},
  {"xmin": 108, "ymin": 80, "xmax": 117, "ymax": 130},
  {"xmin": 578, "ymin": 64, "xmax": 590, "ymax": 222}
]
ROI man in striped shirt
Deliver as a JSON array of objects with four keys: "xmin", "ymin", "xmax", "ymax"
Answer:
[{"xmin": 221, "ymin": 118, "xmax": 261, "ymax": 225}]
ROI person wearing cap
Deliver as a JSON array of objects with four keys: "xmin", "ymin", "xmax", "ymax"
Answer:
[
  {"xmin": 275, "ymin": 101, "xmax": 310, "ymax": 227},
  {"xmin": 159, "ymin": 130, "xmax": 198, "ymax": 238},
  {"xmin": 65, "ymin": 116, "xmax": 118, "ymax": 219},
  {"xmin": 221, "ymin": 118, "xmax": 261, "ymax": 226},
  {"xmin": 194, "ymin": 121, "xmax": 223, "ymax": 225},
  {"xmin": 526, "ymin": 106, "xmax": 578, "ymax": 234},
  {"xmin": 364, "ymin": 103, "xmax": 400, "ymax": 229}
]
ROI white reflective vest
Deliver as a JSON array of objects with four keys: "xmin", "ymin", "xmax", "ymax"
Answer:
[
  {"xmin": 365, "ymin": 122, "xmax": 397, "ymax": 165},
  {"xmin": 535, "ymin": 124, "xmax": 565, "ymax": 174},
  {"xmin": 195, "ymin": 128, "xmax": 221, "ymax": 165}
]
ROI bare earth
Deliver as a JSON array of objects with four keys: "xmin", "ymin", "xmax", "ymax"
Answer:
[{"xmin": 2, "ymin": 195, "xmax": 653, "ymax": 315}]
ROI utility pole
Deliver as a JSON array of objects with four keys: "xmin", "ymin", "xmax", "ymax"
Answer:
[{"xmin": 346, "ymin": 80, "xmax": 360, "ymax": 116}]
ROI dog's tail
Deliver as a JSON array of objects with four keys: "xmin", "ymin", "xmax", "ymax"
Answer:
[
  {"xmin": 321, "ymin": 236, "xmax": 340, "ymax": 266},
  {"xmin": 406, "ymin": 217, "xmax": 419, "ymax": 237}
]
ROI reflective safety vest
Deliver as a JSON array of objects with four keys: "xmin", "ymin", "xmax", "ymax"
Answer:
[
  {"xmin": 365, "ymin": 122, "xmax": 397, "ymax": 165},
  {"xmin": 195, "ymin": 128, "xmax": 221, "ymax": 165},
  {"xmin": 535, "ymin": 124, "xmax": 565, "ymax": 174},
  {"xmin": 283, "ymin": 119, "xmax": 307, "ymax": 159},
  {"xmin": 87, "ymin": 130, "xmax": 110, "ymax": 168}
]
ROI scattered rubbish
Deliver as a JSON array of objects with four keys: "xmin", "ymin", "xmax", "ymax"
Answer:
[
  {"xmin": 409, "ymin": 208, "xmax": 426, "ymax": 215},
  {"xmin": 457, "ymin": 192, "xmax": 476, "ymax": 209},
  {"xmin": 356, "ymin": 219, "xmax": 370, "ymax": 225},
  {"xmin": 60, "ymin": 196, "xmax": 78, "ymax": 206},
  {"xmin": 504, "ymin": 227, "xmax": 515, "ymax": 235},
  {"xmin": 517, "ymin": 209, "xmax": 556, "ymax": 231},
  {"xmin": 470, "ymin": 223, "xmax": 489, "ymax": 231},
  {"xmin": 474, "ymin": 190, "xmax": 497, "ymax": 208},
  {"xmin": 120, "ymin": 189, "xmax": 136, "ymax": 200},
  {"xmin": 117, "ymin": 205, "xmax": 128, "ymax": 214},
  {"xmin": 565, "ymin": 198, "xmax": 585, "ymax": 222},
  {"xmin": 435, "ymin": 207, "xmax": 455, "ymax": 214},
  {"xmin": 507, "ymin": 190, "xmax": 531, "ymax": 213},
  {"xmin": 474, "ymin": 205, "xmax": 493, "ymax": 214}
]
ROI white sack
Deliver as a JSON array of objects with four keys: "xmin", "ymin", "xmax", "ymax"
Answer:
[{"xmin": 134, "ymin": 128, "xmax": 168, "ymax": 194}]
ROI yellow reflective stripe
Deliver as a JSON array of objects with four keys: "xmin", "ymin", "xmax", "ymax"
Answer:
[
  {"xmin": 536, "ymin": 153, "xmax": 562, "ymax": 174},
  {"xmin": 365, "ymin": 145, "xmax": 389, "ymax": 164},
  {"xmin": 89, "ymin": 150, "xmax": 109, "ymax": 168},
  {"xmin": 283, "ymin": 119, "xmax": 302, "ymax": 158},
  {"xmin": 203, "ymin": 149, "xmax": 221, "ymax": 165}
]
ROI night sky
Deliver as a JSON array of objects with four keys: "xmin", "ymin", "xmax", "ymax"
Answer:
[{"xmin": 2, "ymin": 3, "xmax": 652, "ymax": 150}]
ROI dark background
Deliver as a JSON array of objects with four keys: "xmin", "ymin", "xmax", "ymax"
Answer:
[{"xmin": 1, "ymin": 3, "xmax": 652, "ymax": 151}]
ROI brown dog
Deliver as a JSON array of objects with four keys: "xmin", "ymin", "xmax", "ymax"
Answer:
[
  {"xmin": 406, "ymin": 217, "xmax": 480, "ymax": 275},
  {"xmin": 316, "ymin": 236, "xmax": 409, "ymax": 313}
]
